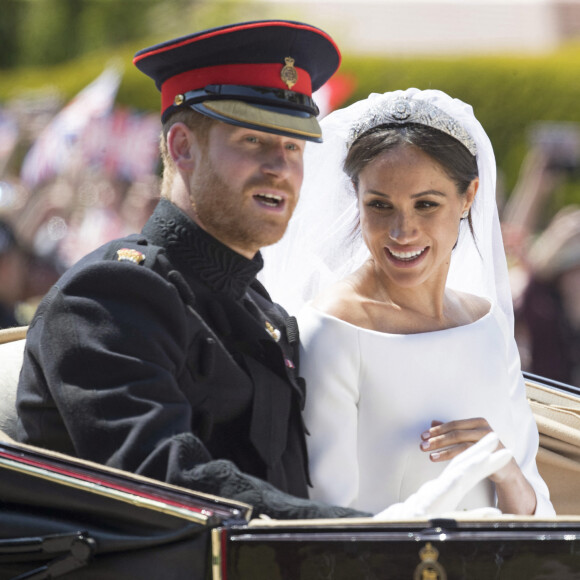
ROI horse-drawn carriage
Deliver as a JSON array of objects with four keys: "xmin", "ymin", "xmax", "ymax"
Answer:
[{"xmin": 1, "ymin": 327, "xmax": 580, "ymax": 579}]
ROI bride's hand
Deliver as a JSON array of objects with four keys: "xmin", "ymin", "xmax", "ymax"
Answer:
[
  {"xmin": 420, "ymin": 418, "xmax": 514, "ymax": 480},
  {"xmin": 420, "ymin": 417, "xmax": 537, "ymax": 514},
  {"xmin": 420, "ymin": 417, "xmax": 497, "ymax": 461},
  {"xmin": 374, "ymin": 433, "xmax": 510, "ymax": 519}
]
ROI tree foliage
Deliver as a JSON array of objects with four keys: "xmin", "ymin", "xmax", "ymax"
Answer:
[
  {"xmin": 0, "ymin": 0, "xmax": 172, "ymax": 68},
  {"xmin": 3, "ymin": 3, "xmax": 580, "ymax": 212},
  {"xmin": 338, "ymin": 47, "xmax": 580, "ymax": 207}
]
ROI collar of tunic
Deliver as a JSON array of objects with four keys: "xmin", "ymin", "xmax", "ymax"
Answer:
[{"xmin": 143, "ymin": 198, "xmax": 263, "ymax": 300}]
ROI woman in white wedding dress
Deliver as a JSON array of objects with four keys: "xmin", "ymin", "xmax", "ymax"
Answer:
[{"xmin": 261, "ymin": 88, "xmax": 554, "ymax": 516}]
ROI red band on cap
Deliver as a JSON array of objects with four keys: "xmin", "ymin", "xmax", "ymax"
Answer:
[{"xmin": 161, "ymin": 63, "xmax": 312, "ymax": 115}]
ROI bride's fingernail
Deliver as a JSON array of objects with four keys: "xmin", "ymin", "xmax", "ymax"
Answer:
[
  {"xmin": 430, "ymin": 452, "xmax": 440, "ymax": 460},
  {"xmin": 420, "ymin": 440, "xmax": 430, "ymax": 450},
  {"xmin": 421, "ymin": 431, "xmax": 430, "ymax": 440}
]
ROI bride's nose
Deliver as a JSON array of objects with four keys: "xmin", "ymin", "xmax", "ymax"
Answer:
[{"xmin": 388, "ymin": 211, "xmax": 418, "ymax": 243}]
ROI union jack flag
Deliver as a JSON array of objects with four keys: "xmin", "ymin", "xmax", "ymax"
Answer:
[{"xmin": 20, "ymin": 65, "xmax": 123, "ymax": 188}]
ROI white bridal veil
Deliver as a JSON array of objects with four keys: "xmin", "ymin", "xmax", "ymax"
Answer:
[{"xmin": 260, "ymin": 88, "xmax": 514, "ymax": 329}]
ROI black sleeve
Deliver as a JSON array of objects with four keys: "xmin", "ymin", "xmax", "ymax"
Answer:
[
  {"xmin": 17, "ymin": 257, "xmax": 369, "ymax": 520},
  {"xmin": 137, "ymin": 431, "xmax": 368, "ymax": 519}
]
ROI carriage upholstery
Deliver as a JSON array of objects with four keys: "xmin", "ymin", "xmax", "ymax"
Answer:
[
  {"xmin": 0, "ymin": 325, "xmax": 579, "ymax": 515},
  {"xmin": 0, "ymin": 325, "xmax": 26, "ymax": 440},
  {"xmin": 526, "ymin": 378, "xmax": 580, "ymax": 515}
]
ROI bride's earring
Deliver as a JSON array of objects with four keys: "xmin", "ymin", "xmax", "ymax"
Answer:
[{"xmin": 461, "ymin": 210, "xmax": 469, "ymax": 219}]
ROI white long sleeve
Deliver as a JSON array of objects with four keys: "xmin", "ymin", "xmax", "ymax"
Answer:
[{"xmin": 299, "ymin": 303, "xmax": 555, "ymax": 516}]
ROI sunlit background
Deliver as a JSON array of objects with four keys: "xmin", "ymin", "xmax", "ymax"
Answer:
[{"xmin": 1, "ymin": 0, "xmax": 580, "ymax": 385}]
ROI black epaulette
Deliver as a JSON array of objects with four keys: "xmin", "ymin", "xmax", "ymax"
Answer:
[{"xmin": 103, "ymin": 234, "xmax": 197, "ymax": 310}]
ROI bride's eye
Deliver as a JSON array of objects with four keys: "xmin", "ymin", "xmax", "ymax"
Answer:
[
  {"xmin": 416, "ymin": 200, "xmax": 439, "ymax": 210},
  {"xmin": 367, "ymin": 199, "xmax": 390, "ymax": 210}
]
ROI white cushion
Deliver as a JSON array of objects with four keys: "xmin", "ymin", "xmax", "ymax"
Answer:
[{"xmin": 0, "ymin": 338, "xmax": 25, "ymax": 438}]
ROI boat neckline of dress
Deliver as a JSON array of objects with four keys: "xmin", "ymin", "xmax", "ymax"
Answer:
[{"xmin": 303, "ymin": 298, "xmax": 493, "ymax": 337}]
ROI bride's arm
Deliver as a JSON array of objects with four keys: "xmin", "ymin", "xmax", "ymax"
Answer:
[
  {"xmin": 298, "ymin": 305, "xmax": 361, "ymax": 507},
  {"xmin": 503, "ymin": 341, "xmax": 555, "ymax": 515},
  {"xmin": 490, "ymin": 453, "xmax": 537, "ymax": 514},
  {"xmin": 501, "ymin": 315, "xmax": 554, "ymax": 516},
  {"xmin": 420, "ymin": 417, "xmax": 537, "ymax": 514},
  {"xmin": 420, "ymin": 309, "xmax": 555, "ymax": 516},
  {"xmin": 421, "ymin": 406, "xmax": 555, "ymax": 515}
]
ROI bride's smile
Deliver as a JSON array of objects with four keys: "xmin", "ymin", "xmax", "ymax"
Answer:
[{"xmin": 384, "ymin": 246, "xmax": 429, "ymax": 265}]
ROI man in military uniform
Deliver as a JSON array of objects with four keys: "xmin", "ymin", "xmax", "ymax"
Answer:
[{"xmin": 14, "ymin": 20, "xmax": 365, "ymax": 519}]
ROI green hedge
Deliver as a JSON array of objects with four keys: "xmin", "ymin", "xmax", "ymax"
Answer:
[
  {"xmin": 0, "ymin": 0, "xmax": 166, "ymax": 68},
  {"xmin": 3, "ymin": 41, "xmax": 580, "ymax": 208},
  {"xmin": 338, "ymin": 46, "xmax": 580, "ymax": 202}
]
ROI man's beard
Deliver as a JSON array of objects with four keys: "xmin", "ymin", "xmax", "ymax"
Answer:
[{"xmin": 191, "ymin": 156, "xmax": 296, "ymax": 255}]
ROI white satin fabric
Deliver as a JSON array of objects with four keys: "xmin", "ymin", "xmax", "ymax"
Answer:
[{"xmin": 299, "ymin": 302, "xmax": 555, "ymax": 516}]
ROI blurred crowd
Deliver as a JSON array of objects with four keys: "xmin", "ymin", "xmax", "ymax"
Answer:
[
  {"xmin": 0, "ymin": 173, "xmax": 160, "ymax": 328},
  {"xmin": 1, "ymin": 82, "xmax": 580, "ymax": 388},
  {"xmin": 502, "ymin": 124, "xmax": 580, "ymax": 388},
  {"xmin": 0, "ymin": 75, "xmax": 161, "ymax": 330}
]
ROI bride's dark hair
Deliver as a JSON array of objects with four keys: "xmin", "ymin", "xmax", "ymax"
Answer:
[{"xmin": 344, "ymin": 123, "xmax": 478, "ymax": 196}]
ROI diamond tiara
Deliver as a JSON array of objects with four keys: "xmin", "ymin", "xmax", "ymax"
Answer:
[{"xmin": 347, "ymin": 96, "xmax": 477, "ymax": 156}]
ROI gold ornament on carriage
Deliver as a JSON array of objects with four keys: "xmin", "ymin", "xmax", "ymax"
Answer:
[{"xmin": 413, "ymin": 542, "xmax": 447, "ymax": 580}]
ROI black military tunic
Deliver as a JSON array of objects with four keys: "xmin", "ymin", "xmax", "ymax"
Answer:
[{"xmin": 15, "ymin": 199, "xmax": 366, "ymax": 519}]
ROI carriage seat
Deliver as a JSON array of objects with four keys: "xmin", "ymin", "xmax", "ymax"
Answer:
[
  {"xmin": 1, "ymin": 324, "xmax": 579, "ymax": 515},
  {"xmin": 0, "ymin": 326, "xmax": 27, "ymax": 440}
]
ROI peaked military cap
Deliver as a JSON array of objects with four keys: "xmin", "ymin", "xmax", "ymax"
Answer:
[{"xmin": 133, "ymin": 20, "xmax": 341, "ymax": 142}]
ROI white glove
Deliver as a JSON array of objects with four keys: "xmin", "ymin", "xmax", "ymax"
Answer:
[{"xmin": 373, "ymin": 432, "xmax": 512, "ymax": 520}]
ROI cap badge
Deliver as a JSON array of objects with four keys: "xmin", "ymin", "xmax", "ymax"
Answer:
[
  {"xmin": 280, "ymin": 57, "xmax": 298, "ymax": 90},
  {"xmin": 174, "ymin": 94, "xmax": 185, "ymax": 106},
  {"xmin": 116, "ymin": 248, "xmax": 145, "ymax": 264},
  {"xmin": 265, "ymin": 321, "xmax": 281, "ymax": 342}
]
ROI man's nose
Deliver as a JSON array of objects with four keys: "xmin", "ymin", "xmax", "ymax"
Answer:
[{"xmin": 262, "ymin": 143, "xmax": 292, "ymax": 178}]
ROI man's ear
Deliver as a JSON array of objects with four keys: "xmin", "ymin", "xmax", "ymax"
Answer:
[{"xmin": 167, "ymin": 122, "xmax": 201, "ymax": 172}]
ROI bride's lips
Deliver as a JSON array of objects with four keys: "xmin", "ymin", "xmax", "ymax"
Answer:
[{"xmin": 384, "ymin": 246, "xmax": 429, "ymax": 267}]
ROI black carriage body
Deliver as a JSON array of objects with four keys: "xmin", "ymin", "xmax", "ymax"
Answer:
[
  {"xmin": 1, "ymin": 372, "xmax": 580, "ymax": 579},
  {"xmin": 0, "ymin": 441, "xmax": 249, "ymax": 580},
  {"xmin": 217, "ymin": 518, "xmax": 580, "ymax": 580}
]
